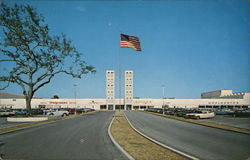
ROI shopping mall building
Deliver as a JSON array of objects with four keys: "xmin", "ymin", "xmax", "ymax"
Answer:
[{"xmin": 0, "ymin": 70, "xmax": 249, "ymax": 110}]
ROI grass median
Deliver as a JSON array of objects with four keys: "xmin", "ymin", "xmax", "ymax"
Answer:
[
  {"xmin": 111, "ymin": 111, "xmax": 187, "ymax": 160},
  {"xmin": 145, "ymin": 111, "xmax": 250, "ymax": 134}
]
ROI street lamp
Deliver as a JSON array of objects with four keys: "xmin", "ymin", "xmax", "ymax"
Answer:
[
  {"xmin": 74, "ymin": 84, "xmax": 77, "ymax": 115},
  {"xmin": 161, "ymin": 84, "xmax": 165, "ymax": 115}
]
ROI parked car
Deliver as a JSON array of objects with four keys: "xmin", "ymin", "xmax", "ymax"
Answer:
[
  {"xmin": 68, "ymin": 109, "xmax": 82, "ymax": 114},
  {"xmin": 185, "ymin": 110, "xmax": 215, "ymax": 119},
  {"xmin": 14, "ymin": 109, "xmax": 27, "ymax": 115},
  {"xmin": 14, "ymin": 109, "xmax": 43, "ymax": 115},
  {"xmin": 213, "ymin": 109, "xmax": 235, "ymax": 115},
  {"xmin": 31, "ymin": 109, "xmax": 44, "ymax": 115},
  {"xmin": 46, "ymin": 109, "xmax": 69, "ymax": 117},
  {"xmin": 0, "ymin": 109, "xmax": 15, "ymax": 117},
  {"xmin": 232, "ymin": 110, "xmax": 250, "ymax": 117},
  {"xmin": 176, "ymin": 110, "xmax": 198, "ymax": 117}
]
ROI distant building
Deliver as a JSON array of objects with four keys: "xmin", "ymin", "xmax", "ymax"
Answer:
[
  {"xmin": 0, "ymin": 70, "xmax": 249, "ymax": 110},
  {"xmin": 125, "ymin": 70, "xmax": 133, "ymax": 110},
  {"xmin": 105, "ymin": 70, "xmax": 115, "ymax": 110},
  {"xmin": 201, "ymin": 90, "xmax": 250, "ymax": 99}
]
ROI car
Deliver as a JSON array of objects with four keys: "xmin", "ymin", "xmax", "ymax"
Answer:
[
  {"xmin": 176, "ymin": 110, "xmax": 196, "ymax": 117},
  {"xmin": 232, "ymin": 110, "xmax": 250, "ymax": 117},
  {"xmin": 213, "ymin": 109, "xmax": 235, "ymax": 115},
  {"xmin": 46, "ymin": 109, "xmax": 69, "ymax": 117},
  {"xmin": 31, "ymin": 109, "xmax": 44, "ymax": 115},
  {"xmin": 68, "ymin": 108, "xmax": 82, "ymax": 114},
  {"xmin": 185, "ymin": 110, "xmax": 215, "ymax": 119},
  {"xmin": 83, "ymin": 108, "xmax": 94, "ymax": 112},
  {"xmin": 14, "ymin": 109, "xmax": 27, "ymax": 115},
  {"xmin": 14, "ymin": 109, "xmax": 43, "ymax": 115},
  {"xmin": 0, "ymin": 109, "xmax": 15, "ymax": 117}
]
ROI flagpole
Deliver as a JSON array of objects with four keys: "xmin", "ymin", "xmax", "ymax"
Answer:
[{"xmin": 118, "ymin": 41, "xmax": 121, "ymax": 111}]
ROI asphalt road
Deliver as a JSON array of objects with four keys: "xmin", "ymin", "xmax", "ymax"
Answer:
[
  {"xmin": 125, "ymin": 111, "xmax": 250, "ymax": 160},
  {"xmin": 0, "ymin": 111, "xmax": 128, "ymax": 160}
]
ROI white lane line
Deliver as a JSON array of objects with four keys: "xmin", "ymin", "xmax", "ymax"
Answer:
[
  {"xmin": 124, "ymin": 111, "xmax": 200, "ymax": 160},
  {"xmin": 108, "ymin": 114, "xmax": 135, "ymax": 160}
]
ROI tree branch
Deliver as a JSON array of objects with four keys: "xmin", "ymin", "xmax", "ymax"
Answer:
[{"xmin": 33, "ymin": 74, "xmax": 54, "ymax": 93}]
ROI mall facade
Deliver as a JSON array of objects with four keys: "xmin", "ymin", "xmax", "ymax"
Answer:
[{"xmin": 0, "ymin": 70, "xmax": 249, "ymax": 110}]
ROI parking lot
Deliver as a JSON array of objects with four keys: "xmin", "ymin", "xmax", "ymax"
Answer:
[
  {"xmin": 145, "ymin": 108, "xmax": 250, "ymax": 130},
  {"xmin": 200, "ymin": 115, "xmax": 250, "ymax": 129}
]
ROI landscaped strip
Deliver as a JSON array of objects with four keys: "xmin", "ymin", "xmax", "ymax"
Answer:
[
  {"xmin": 111, "ymin": 111, "xmax": 187, "ymax": 160},
  {"xmin": 0, "ymin": 111, "xmax": 97, "ymax": 134},
  {"xmin": 145, "ymin": 111, "xmax": 250, "ymax": 134}
]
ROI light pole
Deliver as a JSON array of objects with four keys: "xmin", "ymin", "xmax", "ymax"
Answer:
[
  {"xmin": 161, "ymin": 84, "xmax": 165, "ymax": 115},
  {"xmin": 74, "ymin": 84, "xmax": 77, "ymax": 115}
]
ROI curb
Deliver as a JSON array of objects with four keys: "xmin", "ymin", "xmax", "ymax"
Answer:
[
  {"xmin": 124, "ymin": 111, "xmax": 199, "ymax": 160},
  {"xmin": 145, "ymin": 111, "xmax": 250, "ymax": 135},
  {"xmin": 108, "ymin": 114, "xmax": 135, "ymax": 160}
]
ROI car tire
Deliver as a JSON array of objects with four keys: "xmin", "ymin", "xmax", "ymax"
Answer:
[
  {"xmin": 49, "ymin": 113, "xmax": 54, "ymax": 116},
  {"xmin": 62, "ymin": 113, "xmax": 67, "ymax": 117},
  {"xmin": 196, "ymin": 116, "xmax": 200, "ymax": 120}
]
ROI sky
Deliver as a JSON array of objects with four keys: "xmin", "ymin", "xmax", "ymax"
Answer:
[{"xmin": 1, "ymin": 0, "xmax": 250, "ymax": 99}]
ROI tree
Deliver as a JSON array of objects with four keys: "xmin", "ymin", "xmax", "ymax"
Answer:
[
  {"xmin": 0, "ymin": 4, "xmax": 95, "ymax": 115},
  {"xmin": 52, "ymin": 95, "xmax": 59, "ymax": 99}
]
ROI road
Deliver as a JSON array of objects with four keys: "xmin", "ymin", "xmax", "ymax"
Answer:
[
  {"xmin": 125, "ymin": 111, "xmax": 250, "ymax": 160},
  {"xmin": 0, "ymin": 111, "xmax": 128, "ymax": 160}
]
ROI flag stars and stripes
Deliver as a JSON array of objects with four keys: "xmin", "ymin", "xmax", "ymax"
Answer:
[{"xmin": 120, "ymin": 33, "xmax": 142, "ymax": 51}]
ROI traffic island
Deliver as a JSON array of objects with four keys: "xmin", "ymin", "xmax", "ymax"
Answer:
[
  {"xmin": 7, "ymin": 116, "xmax": 49, "ymax": 122},
  {"xmin": 111, "ymin": 111, "xmax": 187, "ymax": 160},
  {"xmin": 145, "ymin": 111, "xmax": 250, "ymax": 134}
]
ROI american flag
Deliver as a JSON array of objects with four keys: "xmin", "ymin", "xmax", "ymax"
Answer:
[{"xmin": 120, "ymin": 34, "xmax": 141, "ymax": 51}]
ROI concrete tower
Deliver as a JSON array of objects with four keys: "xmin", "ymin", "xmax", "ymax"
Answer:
[
  {"xmin": 125, "ymin": 70, "xmax": 133, "ymax": 110},
  {"xmin": 106, "ymin": 70, "xmax": 115, "ymax": 110}
]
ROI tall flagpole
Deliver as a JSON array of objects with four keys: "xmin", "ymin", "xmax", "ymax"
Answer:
[{"xmin": 118, "ymin": 33, "xmax": 122, "ymax": 111}]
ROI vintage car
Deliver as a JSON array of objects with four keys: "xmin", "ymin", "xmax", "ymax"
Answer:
[
  {"xmin": 213, "ymin": 109, "xmax": 234, "ymax": 115},
  {"xmin": 0, "ymin": 109, "xmax": 15, "ymax": 117},
  {"xmin": 46, "ymin": 109, "xmax": 69, "ymax": 117},
  {"xmin": 185, "ymin": 110, "xmax": 215, "ymax": 119},
  {"xmin": 232, "ymin": 110, "xmax": 250, "ymax": 117}
]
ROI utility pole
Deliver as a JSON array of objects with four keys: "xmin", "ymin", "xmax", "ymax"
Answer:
[
  {"xmin": 74, "ymin": 84, "xmax": 77, "ymax": 115},
  {"xmin": 161, "ymin": 84, "xmax": 165, "ymax": 115}
]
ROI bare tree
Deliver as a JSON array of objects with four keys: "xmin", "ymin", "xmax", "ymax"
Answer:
[{"xmin": 0, "ymin": 4, "xmax": 95, "ymax": 115}]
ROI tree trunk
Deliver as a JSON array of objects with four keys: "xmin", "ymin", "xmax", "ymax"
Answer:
[
  {"xmin": 26, "ymin": 96, "xmax": 32, "ymax": 116},
  {"xmin": 26, "ymin": 86, "xmax": 34, "ymax": 116}
]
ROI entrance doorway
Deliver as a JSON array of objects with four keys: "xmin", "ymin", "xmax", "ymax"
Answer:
[
  {"xmin": 126, "ymin": 105, "xmax": 132, "ymax": 110},
  {"xmin": 108, "ymin": 105, "xmax": 114, "ymax": 110},
  {"xmin": 115, "ymin": 105, "xmax": 124, "ymax": 110},
  {"xmin": 100, "ymin": 105, "xmax": 107, "ymax": 110}
]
